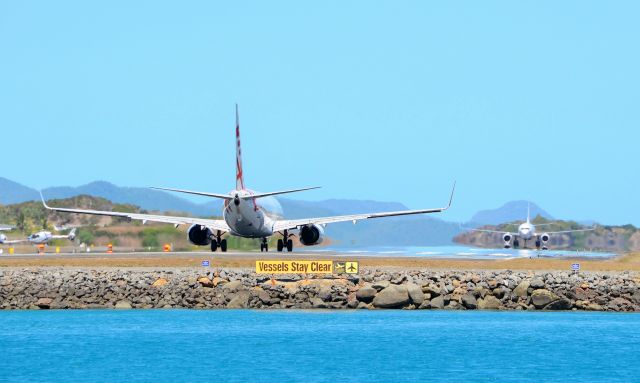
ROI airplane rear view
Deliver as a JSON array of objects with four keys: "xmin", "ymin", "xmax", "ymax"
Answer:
[{"xmin": 42, "ymin": 106, "xmax": 455, "ymax": 252}]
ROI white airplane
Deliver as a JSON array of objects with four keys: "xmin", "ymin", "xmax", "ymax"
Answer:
[
  {"xmin": 0, "ymin": 228, "xmax": 76, "ymax": 245},
  {"xmin": 468, "ymin": 204, "xmax": 594, "ymax": 250},
  {"xmin": 41, "ymin": 106, "xmax": 456, "ymax": 252}
]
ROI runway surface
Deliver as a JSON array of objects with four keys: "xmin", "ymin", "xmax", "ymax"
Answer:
[{"xmin": 0, "ymin": 247, "xmax": 637, "ymax": 272}]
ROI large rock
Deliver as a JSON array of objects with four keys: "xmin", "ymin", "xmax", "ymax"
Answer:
[
  {"xmin": 406, "ymin": 283, "xmax": 424, "ymax": 305},
  {"xmin": 115, "ymin": 300, "xmax": 132, "ymax": 309},
  {"xmin": 514, "ymin": 281, "xmax": 530, "ymax": 298},
  {"xmin": 372, "ymin": 281, "xmax": 390, "ymax": 290},
  {"xmin": 461, "ymin": 293, "xmax": 477, "ymax": 309},
  {"xmin": 430, "ymin": 295, "xmax": 445, "ymax": 309},
  {"xmin": 373, "ymin": 285, "xmax": 410, "ymax": 308},
  {"xmin": 222, "ymin": 280, "xmax": 243, "ymax": 292},
  {"xmin": 356, "ymin": 285, "xmax": 377, "ymax": 302},
  {"xmin": 311, "ymin": 297, "xmax": 328, "ymax": 309},
  {"xmin": 227, "ymin": 291, "xmax": 250, "ymax": 308},
  {"xmin": 531, "ymin": 289, "xmax": 559, "ymax": 309},
  {"xmin": 36, "ymin": 297, "xmax": 53, "ymax": 309},
  {"xmin": 530, "ymin": 277, "xmax": 545, "ymax": 289},
  {"xmin": 545, "ymin": 298, "xmax": 572, "ymax": 310},
  {"xmin": 197, "ymin": 277, "xmax": 214, "ymax": 288},
  {"xmin": 152, "ymin": 278, "xmax": 169, "ymax": 287},
  {"xmin": 477, "ymin": 296, "xmax": 501, "ymax": 310}
]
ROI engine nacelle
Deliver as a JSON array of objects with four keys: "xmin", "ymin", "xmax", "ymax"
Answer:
[
  {"xmin": 299, "ymin": 224, "xmax": 325, "ymax": 246},
  {"xmin": 540, "ymin": 233, "xmax": 550, "ymax": 243},
  {"xmin": 502, "ymin": 233, "xmax": 512, "ymax": 244},
  {"xmin": 0, "ymin": 234, "xmax": 6, "ymax": 244},
  {"xmin": 187, "ymin": 224, "xmax": 212, "ymax": 246}
]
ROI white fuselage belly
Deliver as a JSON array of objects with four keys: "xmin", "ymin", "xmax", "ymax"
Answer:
[
  {"xmin": 223, "ymin": 190, "xmax": 274, "ymax": 238},
  {"xmin": 517, "ymin": 223, "xmax": 536, "ymax": 240}
]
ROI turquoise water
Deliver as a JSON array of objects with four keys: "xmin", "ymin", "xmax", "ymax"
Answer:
[
  {"xmin": 0, "ymin": 310, "xmax": 638, "ymax": 382},
  {"xmin": 311, "ymin": 245, "xmax": 616, "ymax": 259}
]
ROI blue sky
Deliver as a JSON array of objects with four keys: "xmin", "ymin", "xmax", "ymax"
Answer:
[{"xmin": 1, "ymin": 1, "xmax": 638, "ymax": 225}]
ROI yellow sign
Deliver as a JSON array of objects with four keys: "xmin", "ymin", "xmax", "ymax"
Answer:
[
  {"xmin": 9, "ymin": 247, "xmax": 14, "ymax": 255},
  {"xmin": 256, "ymin": 260, "xmax": 333, "ymax": 274},
  {"xmin": 345, "ymin": 261, "xmax": 359, "ymax": 274}
]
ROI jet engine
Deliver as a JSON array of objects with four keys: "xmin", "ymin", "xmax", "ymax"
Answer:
[
  {"xmin": 0, "ymin": 234, "xmax": 6, "ymax": 244},
  {"xmin": 187, "ymin": 224, "xmax": 212, "ymax": 246},
  {"xmin": 540, "ymin": 233, "xmax": 550, "ymax": 243},
  {"xmin": 502, "ymin": 233, "xmax": 512, "ymax": 248},
  {"xmin": 299, "ymin": 224, "xmax": 325, "ymax": 246}
]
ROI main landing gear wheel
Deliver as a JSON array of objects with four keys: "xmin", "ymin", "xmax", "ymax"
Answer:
[
  {"xmin": 286, "ymin": 239, "xmax": 293, "ymax": 252},
  {"xmin": 220, "ymin": 239, "xmax": 227, "ymax": 252},
  {"xmin": 260, "ymin": 238, "xmax": 269, "ymax": 252},
  {"xmin": 210, "ymin": 239, "xmax": 227, "ymax": 252},
  {"xmin": 513, "ymin": 239, "xmax": 520, "ymax": 249},
  {"xmin": 535, "ymin": 240, "xmax": 541, "ymax": 249},
  {"xmin": 277, "ymin": 239, "xmax": 284, "ymax": 252}
]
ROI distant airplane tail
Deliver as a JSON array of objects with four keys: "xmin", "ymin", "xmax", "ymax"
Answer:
[{"xmin": 235, "ymin": 104, "xmax": 245, "ymax": 191}]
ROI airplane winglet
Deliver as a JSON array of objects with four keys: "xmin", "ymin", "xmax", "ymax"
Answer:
[
  {"xmin": 40, "ymin": 191, "xmax": 51, "ymax": 209},
  {"xmin": 444, "ymin": 181, "xmax": 456, "ymax": 210}
]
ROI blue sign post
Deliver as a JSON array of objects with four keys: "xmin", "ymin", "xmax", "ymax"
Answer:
[
  {"xmin": 571, "ymin": 263, "xmax": 580, "ymax": 274},
  {"xmin": 202, "ymin": 260, "xmax": 210, "ymax": 267}
]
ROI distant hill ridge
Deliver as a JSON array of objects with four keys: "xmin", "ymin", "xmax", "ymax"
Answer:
[{"xmin": 470, "ymin": 200, "xmax": 553, "ymax": 225}]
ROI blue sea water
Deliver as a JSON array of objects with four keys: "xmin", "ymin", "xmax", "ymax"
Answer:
[{"xmin": 0, "ymin": 310, "xmax": 638, "ymax": 382}]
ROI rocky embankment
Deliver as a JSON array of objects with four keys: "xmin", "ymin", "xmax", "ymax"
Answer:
[{"xmin": 1, "ymin": 268, "xmax": 638, "ymax": 311}]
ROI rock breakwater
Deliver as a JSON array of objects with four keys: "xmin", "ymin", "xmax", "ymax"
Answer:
[{"xmin": 1, "ymin": 268, "xmax": 638, "ymax": 311}]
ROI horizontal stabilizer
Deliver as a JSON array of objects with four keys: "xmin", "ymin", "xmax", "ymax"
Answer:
[
  {"xmin": 243, "ymin": 187, "xmax": 321, "ymax": 199},
  {"xmin": 150, "ymin": 187, "xmax": 232, "ymax": 199}
]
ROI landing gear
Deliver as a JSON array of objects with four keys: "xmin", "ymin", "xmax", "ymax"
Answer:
[
  {"xmin": 535, "ymin": 239, "xmax": 541, "ymax": 250},
  {"xmin": 210, "ymin": 231, "xmax": 227, "ymax": 252},
  {"xmin": 513, "ymin": 239, "xmax": 520, "ymax": 249},
  {"xmin": 276, "ymin": 230, "xmax": 294, "ymax": 252},
  {"xmin": 286, "ymin": 239, "xmax": 293, "ymax": 252},
  {"xmin": 260, "ymin": 238, "xmax": 269, "ymax": 252}
]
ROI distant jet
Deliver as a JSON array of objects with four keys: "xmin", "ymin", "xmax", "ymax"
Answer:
[
  {"xmin": 41, "ymin": 105, "xmax": 455, "ymax": 253},
  {"xmin": 467, "ymin": 204, "xmax": 594, "ymax": 250},
  {"xmin": 0, "ymin": 228, "xmax": 77, "ymax": 246}
]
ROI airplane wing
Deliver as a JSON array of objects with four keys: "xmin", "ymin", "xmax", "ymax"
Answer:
[
  {"xmin": 273, "ymin": 182, "xmax": 456, "ymax": 232},
  {"xmin": 0, "ymin": 226, "xmax": 14, "ymax": 232},
  {"xmin": 541, "ymin": 227, "xmax": 596, "ymax": 235},
  {"xmin": 40, "ymin": 193, "xmax": 230, "ymax": 233},
  {"xmin": 467, "ymin": 228, "xmax": 519, "ymax": 235}
]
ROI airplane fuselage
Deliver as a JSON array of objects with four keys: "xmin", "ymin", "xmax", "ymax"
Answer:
[
  {"xmin": 517, "ymin": 222, "xmax": 536, "ymax": 240},
  {"xmin": 223, "ymin": 190, "xmax": 274, "ymax": 238}
]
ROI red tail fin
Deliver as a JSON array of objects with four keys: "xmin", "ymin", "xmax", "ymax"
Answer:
[{"xmin": 235, "ymin": 104, "xmax": 245, "ymax": 190}]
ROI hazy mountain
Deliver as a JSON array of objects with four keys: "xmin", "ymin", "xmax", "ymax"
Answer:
[
  {"xmin": 0, "ymin": 177, "xmax": 40, "ymax": 204},
  {"xmin": 470, "ymin": 200, "xmax": 553, "ymax": 225}
]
